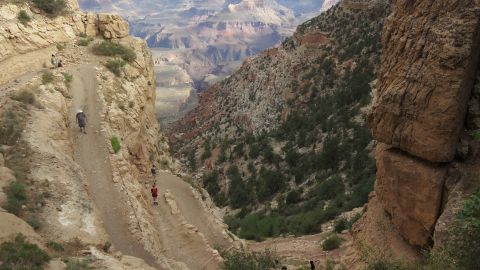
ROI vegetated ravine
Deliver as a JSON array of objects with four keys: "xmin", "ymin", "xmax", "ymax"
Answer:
[{"xmin": 169, "ymin": 2, "xmax": 391, "ymax": 241}]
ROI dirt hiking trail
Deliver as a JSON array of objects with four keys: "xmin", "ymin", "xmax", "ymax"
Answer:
[
  {"xmin": 69, "ymin": 64, "xmax": 234, "ymax": 270},
  {"xmin": 70, "ymin": 65, "xmax": 159, "ymax": 267},
  {"xmin": 152, "ymin": 172, "xmax": 235, "ymax": 270}
]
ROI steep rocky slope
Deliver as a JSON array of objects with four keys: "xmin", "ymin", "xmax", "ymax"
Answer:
[
  {"xmin": 169, "ymin": 1, "xmax": 391, "ymax": 240},
  {"xmin": 0, "ymin": 1, "xmax": 237, "ymax": 269},
  {"xmin": 354, "ymin": 0, "xmax": 480, "ymax": 258}
]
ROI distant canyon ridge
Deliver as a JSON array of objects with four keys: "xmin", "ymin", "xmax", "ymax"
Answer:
[{"xmin": 78, "ymin": 0, "xmax": 339, "ymax": 126}]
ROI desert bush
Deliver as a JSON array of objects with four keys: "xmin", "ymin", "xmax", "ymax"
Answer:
[
  {"xmin": 12, "ymin": 90, "xmax": 35, "ymax": 104},
  {"xmin": 32, "ymin": 0, "xmax": 67, "ymax": 16},
  {"xmin": 27, "ymin": 215, "xmax": 41, "ymax": 230},
  {"xmin": 321, "ymin": 234, "xmax": 344, "ymax": 251},
  {"xmin": 47, "ymin": 241, "xmax": 65, "ymax": 252},
  {"xmin": 92, "ymin": 41, "xmax": 136, "ymax": 62},
  {"xmin": 222, "ymin": 249, "xmax": 277, "ymax": 270},
  {"xmin": 63, "ymin": 72, "xmax": 73, "ymax": 88},
  {"xmin": 78, "ymin": 37, "xmax": 94, "ymax": 46},
  {"xmin": 17, "ymin": 10, "xmax": 31, "ymax": 24},
  {"xmin": 0, "ymin": 234, "xmax": 50, "ymax": 270},
  {"xmin": 104, "ymin": 59, "xmax": 126, "ymax": 76},
  {"xmin": 0, "ymin": 110, "xmax": 23, "ymax": 145},
  {"xmin": 42, "ymin": 71, "xmax": 55, "ymax": 84},
  {"xmin": 110, "ymin": 136, "xmax": 121, "ymax": 153},
  {"xmin": 334, "ymin": 217, "xmax": 348, "ymax": 233},
  {"xmin": 4, "ymin": 181, "xmax": 27, "ymax": 215},
  {"xmin": 65, "ymin": 259, "xmax": 91, "ymax": 270}
]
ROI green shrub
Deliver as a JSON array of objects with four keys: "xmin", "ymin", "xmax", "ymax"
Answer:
[
  {"xmin": 47, "ymin": 241, "xmax": 65, "ymax": 252},
  {"xmin": 222, "ymin": 249, "xmax": 277, "ymax": 270},
  {"xmin": 12, "ymin": 90, "xmax": 35, "ymax": 104},
  {"xmin": 42, "ymin": 71, "xmax": 55, "ymax": 84},
  {"xmin": 0, "ymin": 234, "xmax": 50, "ymax": 270},
  {"xmin": 17, "ymin": 10, "xmax": 31, "ymax": 24},
  {"xmin": 65, "ymin": 259, "xmax": 91, "ymax": 270},
  {"xmin": 32, "ymin": 0, "xmax": 67, "ymax": 16},
  {"xmin": 334, "ymin": 217, "xmax": 348, "ymax": 233},
  {"xmin": 110, "ymin": 136, "xmax": 121, "ymax": 153},
  {"xmin": 78, "ymin": 37, "xmax": 94, "ymax": 46},
  {"xmin": 63, "ymin": 72, "xmax": 73, "ymax": 88},
  {"xmin": 4, "ymin": 181, "xmax": 27, "ymax": 215},
  {"xmin": 92, "ymin": 41, "xmax": 136, "ymax": 62},
  {"xmin": 321, "ymin": 234, "xmax": 344, "ymax": 251},
  {"xmin": 27, "ymin": 215, "xmax": 41, "ymax": 230},
  {"xmin": 104, "ymin": 59, "xmax": 126, "ymax": 76},
  {"xmin": 0, "ymin": 110, "xmax": 23, "ymax": 145}
]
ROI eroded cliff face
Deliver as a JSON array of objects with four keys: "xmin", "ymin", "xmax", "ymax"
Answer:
[
  {"xmin": 0, "ymin": 1, "xmax": 184, "ymax": 269},
  {"xmin": 359, "ymin": 0, "xmax": 480, "ymax": 255}
]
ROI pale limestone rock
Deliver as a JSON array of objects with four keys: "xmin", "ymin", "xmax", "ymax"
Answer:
[{"xmin": 97, "ymin": 13, "xmax": 129, "ymax": 39}]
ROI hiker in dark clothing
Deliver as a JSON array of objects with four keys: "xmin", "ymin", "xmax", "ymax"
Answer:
[
  {"xmin": 151, "ymin": 164, "xmax": 157, "ymax": 178},
  {"xmin": 151, "ymin": 183, "xmax": 158, "ymax": 205},
  {"xmin": 76, "ymin": 110, "xmax": 87, "ymax": 134},
  {"xmin": 57, "ymin": 60, "xmax": 63, "ymax": 68},
  {"xmin": 310, "ymin": 260, "xmax": 316, "ymax": 270}
]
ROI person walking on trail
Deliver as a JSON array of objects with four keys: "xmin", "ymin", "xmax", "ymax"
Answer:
[
  {"xmin": 151, "ymin": 183, "xmax": 158, "ymax": 205},
  {"xmin": 76, "ymin": 110, "xmax": 87, "ymax": 134},
  {"xmin": 151, "ymin": 164, "xmax": 157, "ymax": 179},
  {"xmin": 51, "ymin": 54, "xmax": 58, "ymax": 69},
  {"xmin": 310, "ymin": 260, "xmax": 316, "ymax": 270}
]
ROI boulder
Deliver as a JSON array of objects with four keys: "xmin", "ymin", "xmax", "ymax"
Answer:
[
  {"xmin": 97, "ymin": 14, "xmax": 129, "ymax": 39},
  {"xmin": 368, "ymin": 0, "xmax": 480, "ymax": 163},
  {"xmin": 375, "ymin": 143, "xmax": 447, "ymax": 246}
]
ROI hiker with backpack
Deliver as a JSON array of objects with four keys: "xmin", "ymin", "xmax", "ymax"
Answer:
[
  {"xmin": 76, "ymin": 110, "xmax": 87, "ymax": 134},
  {"xmin": 51, "ymin": 54, "xmax": 58, "ymax": 69},
  {"xmin": 151, "ymin": 164, "xmax": 157, "ymax": 179},
  {"xmin": 151, "ymin": 183, "xmax": 159, "ymax": 205}
]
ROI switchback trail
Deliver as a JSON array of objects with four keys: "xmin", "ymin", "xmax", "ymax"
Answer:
[
  {"xmin": 70, "ymin": 65, "xmax": 159, "ymax": 268},
  {"xmin": 151, "ymin": 172, "xmax": 235, "ymax": 270}
]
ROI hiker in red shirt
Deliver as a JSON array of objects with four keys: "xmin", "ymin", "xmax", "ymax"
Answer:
[{"xmin": 151, "ymin": 183, "xmax": 158, "ymax": 205}]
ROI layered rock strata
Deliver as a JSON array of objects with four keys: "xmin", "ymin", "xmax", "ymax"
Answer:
[{"xmin": 364, "ymin": 0, "xmax": 480, "ymax": 249}]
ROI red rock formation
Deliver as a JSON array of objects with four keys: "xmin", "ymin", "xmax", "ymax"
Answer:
[
  {"xmin": 375, "ymin": 144, "xmax": 447, "ymax": 246},
  {"xmin": 368, "ymin": 0, "xmax": 480, "ymax": 163},
  {"xmin": 365, "ymin": 0, "xmax": 480, "ymax": 250}
]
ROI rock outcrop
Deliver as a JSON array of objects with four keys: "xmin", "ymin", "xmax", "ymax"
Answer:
[
  {"xmin": 97, "ymin": 13, "xmax": 129, "ymax": 39},
  {"xmin": 363, "ymin": 0, "xmax": 480, "ymax": 251},
  {"xmin": 374, "ymin": 143, "xmax": 447, "ymax": 246},
  {"xmin": 368, "ymin": 0, "xmax": 480, "ymax": 163},
  {"xmin": 0, "ymin": 2, "xmax": 130, "ymax": 86}
]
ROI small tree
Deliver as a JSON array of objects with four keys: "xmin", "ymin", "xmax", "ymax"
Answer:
[
  {"xmin": 32, "ymin": 0, "xmax": 67, "ymax": 16},
  {"xmin": 17, "ymin": 10, "xmax": 31, "ymax": 24}
]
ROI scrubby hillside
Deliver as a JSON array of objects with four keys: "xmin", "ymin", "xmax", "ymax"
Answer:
[{"xmin": 169, "ymin": 1, "xmax": 391, "ymax": 240}]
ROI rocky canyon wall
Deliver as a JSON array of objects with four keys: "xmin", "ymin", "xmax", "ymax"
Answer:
[{"xmin": 362, "ymin": 0, "xmax": 480, "ymax": 250}]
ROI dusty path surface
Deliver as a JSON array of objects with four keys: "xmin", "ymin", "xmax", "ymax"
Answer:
[
  {"xmin": 151, "ymin": 172, "xmax": 235, "ymax": 270},
  {"xmin": 249, "ymin": 232, "xmax": 355, "ymax": 269},
  {"xmin": 70, "ymin": 65, "xmax": 159, "ymax": 267}
]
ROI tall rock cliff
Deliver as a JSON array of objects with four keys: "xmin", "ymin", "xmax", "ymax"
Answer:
[
  {"xmin": 0, "ymin": 1, "xmax": 236, "ymax": 269},
  {"xmin": 357, "ymin": 0, "xmax": 480, "ymax": 256}
]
